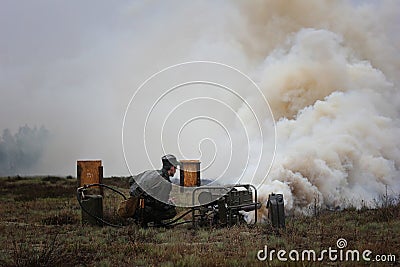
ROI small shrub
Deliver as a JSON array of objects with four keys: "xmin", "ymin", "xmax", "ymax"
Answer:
[
  {"xmin": 9, "ymin": 183, "xmax": 75, "ymax": 201},
  {"xmin": 41, "ymin": 176, "xmax": 62, "ymax": 183},
  {"xmin": 5, "ymin": 229, "xmax": 79, "ymax": 267}
]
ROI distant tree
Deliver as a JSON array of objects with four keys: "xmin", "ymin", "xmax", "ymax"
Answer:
[{"xmin": 0, "ymin": 125, "xmax": 49, "ymax": 176}]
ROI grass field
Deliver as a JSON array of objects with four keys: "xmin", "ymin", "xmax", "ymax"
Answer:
[{"xmin": 0, "ymin": 176, "xmax": 399, "ymax": 266}]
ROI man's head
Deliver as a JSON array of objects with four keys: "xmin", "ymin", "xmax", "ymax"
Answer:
[{"xmin": 161, "ymin": 154, "xmax": 180, "ymax": 177}]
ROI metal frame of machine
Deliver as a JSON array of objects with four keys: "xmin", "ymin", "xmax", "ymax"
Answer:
[
  {"xmin": 77, "ymin": 183, "xmax": 261, "ymax": 228},
  {"xmin": 191, "ymin": 184, "xmax": 261, "ymax": 227}
]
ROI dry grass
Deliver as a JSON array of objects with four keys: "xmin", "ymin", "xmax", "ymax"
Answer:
[{"xmin": 0, "ymin": 176, "xmax": 399, "ymax": 266}]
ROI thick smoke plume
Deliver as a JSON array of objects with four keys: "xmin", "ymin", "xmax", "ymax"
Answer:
[{"xmin": 234, "ymin": 0, "xmax": 400, "ymax": 217}]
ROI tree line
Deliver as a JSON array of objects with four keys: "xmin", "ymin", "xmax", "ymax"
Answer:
[{"xmin": 0, "ymin": 125, "xmax": 49, "ymax": 176}]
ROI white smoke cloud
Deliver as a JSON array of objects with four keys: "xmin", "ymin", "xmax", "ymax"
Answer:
[{"xmin": 234, "ymin": 1, "xmax": 400, "ymax": 216}]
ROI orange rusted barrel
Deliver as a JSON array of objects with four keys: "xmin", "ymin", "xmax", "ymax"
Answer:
[
  {"xmin": 179, "ymin": 160, "xmax": 201, "ymax": 187},
  {"xmin": 77, "ymin": 160, "xmax": 103, "ymax": 196}
]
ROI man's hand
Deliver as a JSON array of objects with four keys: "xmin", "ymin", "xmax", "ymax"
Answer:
[{"xmin": 168, "ymin": 197, "xmax": 176, "ymax": 205}]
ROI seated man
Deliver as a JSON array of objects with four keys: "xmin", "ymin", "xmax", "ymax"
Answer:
[{"xmin": 129, "ymin": 154, "xmax": 178, "ymax": 227}]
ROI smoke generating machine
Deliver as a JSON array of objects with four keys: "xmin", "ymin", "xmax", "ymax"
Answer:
[{"xmin": 77, "ymin": 160, "xmax": 285, "ymax": 228}]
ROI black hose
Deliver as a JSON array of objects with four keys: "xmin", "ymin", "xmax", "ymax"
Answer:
[
  {"xmin": 83, "ymin": 183, "xmax": 128, "ymax": 200},
  {"xmin": 77, "ymin": 183, "xmax": 127, "ymax": 228},
  {"xmin": 160, "ymin": 209, "xmax": 194, "ymax": 226},
  {"xmin": 77, "ymin": 183, "xmax": 191, "ymax": 228}
]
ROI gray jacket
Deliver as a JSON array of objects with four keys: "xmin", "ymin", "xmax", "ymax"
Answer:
[{"xmin": 129, "ymin": 170, "xmax": 172, "ymax": 204}]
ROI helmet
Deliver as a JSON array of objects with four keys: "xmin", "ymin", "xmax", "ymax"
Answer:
[{"xmin": 161, "ymin": 154, "xmax": 180, "ymax": 168}]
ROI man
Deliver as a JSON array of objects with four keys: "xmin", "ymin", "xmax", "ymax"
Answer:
[{"xmin": 129, "ymin": 154, "xmax": 179, "ymax": 227}]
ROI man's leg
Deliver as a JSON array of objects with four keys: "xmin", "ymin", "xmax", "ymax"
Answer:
[
  {"xmin": 148, "ymin": 205, "xmax": 177, "ymax": 225},
  {"xmin": 162, "ymin": 205, "xmax": 177, "ymax": 220}
]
